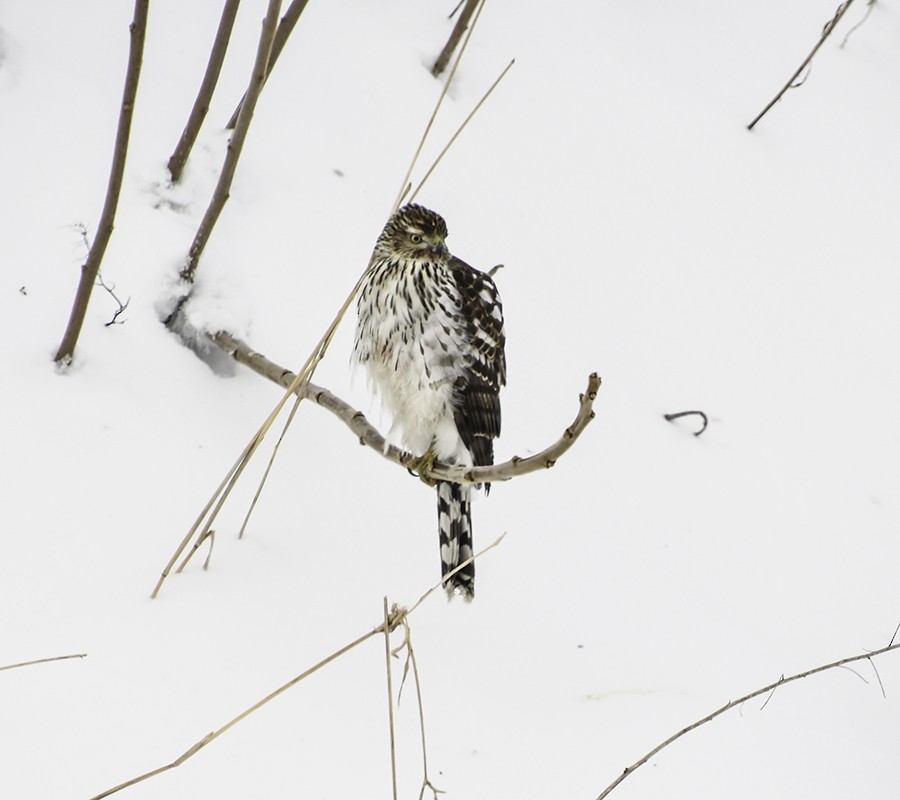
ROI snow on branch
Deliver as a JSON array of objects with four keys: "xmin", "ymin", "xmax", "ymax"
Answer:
[{"xmin": 210, "ymin": 330, "xmax": 600, "ymax": 486}]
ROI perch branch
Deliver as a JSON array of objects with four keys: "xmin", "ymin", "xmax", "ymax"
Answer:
[
  {"xmin": 747, "ymin": 0, "xmax": 856, "ymax": 130},
  {"xmin": 161, "ymin": 8, "xmax": 504, "ymax": 573},
  {"xmin": 595, "ymin": 636, "xmax": 900, "ymax": 799},
  {"xmin": 210, "ymin": 330, "xmax": 599, "ymax": 487},
  {"xmin": 54, "ymin": 0, "xmax": 148, "ymax": 365}
]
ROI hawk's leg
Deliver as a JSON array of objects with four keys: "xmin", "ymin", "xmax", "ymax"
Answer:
[{"xmin": 409, "ymin": 446, "xmax": 438, "ymax": 487}]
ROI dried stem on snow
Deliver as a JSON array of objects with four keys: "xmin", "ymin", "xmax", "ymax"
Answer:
[
  {"xmin": 93, "ymin": 538, "xmax": 505, "ymax": 800},
  {"xmin": 595, "ymin": 635, "xmax": 900, "ymax": 799}
]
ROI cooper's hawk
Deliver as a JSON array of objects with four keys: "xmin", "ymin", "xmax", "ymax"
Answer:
[{"xmin": 353, "ymin": 204, "xmax": 506, "ymax": 600}]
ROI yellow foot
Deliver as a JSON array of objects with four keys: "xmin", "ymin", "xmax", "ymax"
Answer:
[{"xmin": 409, "ymin": 447, "xmax": 438, "ymax": 487}]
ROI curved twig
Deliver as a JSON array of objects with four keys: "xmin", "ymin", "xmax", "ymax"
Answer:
[
  {"xmin": 210, "ymin": 330, "xmax": 600, "ymax": 486},
  {"xmin": 664, "ymin": 410, "xmax": 708, "ymax": 437}
]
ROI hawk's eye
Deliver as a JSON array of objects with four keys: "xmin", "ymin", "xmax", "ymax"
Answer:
[{"xmin": 409, "ymin": 233, "xmax": 422, "ymax": 244}]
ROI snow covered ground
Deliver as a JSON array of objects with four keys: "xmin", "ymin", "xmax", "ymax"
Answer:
[{"xmin": 2, "ymin": 1, "xmax": 899, "ymax": 797}]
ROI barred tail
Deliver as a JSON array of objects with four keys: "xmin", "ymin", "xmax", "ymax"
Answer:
[{"xmin": 437, "ymin": 481, "xmax": 474, "ymax": 600}]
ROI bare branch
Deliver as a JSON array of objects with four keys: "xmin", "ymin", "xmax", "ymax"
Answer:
[
  {"xmin": 747, "ymin": 0, "xmax": 856, "ymax": 130},
  {"xmin": 595, "ymin": 637, "xmax": 900, "ymax": 800},
  {"xmin": 432, "ymin": 0, "xmax": 481, "ymax": 78},
  {"xmin": 163, "ymin": 0, "xmax": 282, "ymax": 326},
  {"xmin": 96, "ymin": 273, "xmax": 130, "ymax": 326},
  {"xmin": 54, "ymin": 0, "xmax": 148, "ymax": 365},
  {"xmin": 209, "ymin": 330, "xmax": 600, "ymax": 487},
  {"xmin": 225, "ymin": 0, "xmax": 312, "ymax": 129},
  {"xmin": 167, "ymin": 0, "xmax": 241, "ymax": 183}
]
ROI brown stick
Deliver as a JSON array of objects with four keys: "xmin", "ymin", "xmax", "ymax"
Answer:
[
  {"xmin": 225, "ymin": 0, "xmax": 311, "ymax": 129},
  {"xmin": 432, "ymin": 0, "xmax": 480, "ymax": 78},
  {"xmin": 595, "ymin": 636, "xmax": 900, "ymax": 799},
  {"xmin": 747, "ymin": 0, "xmax": 856, "ymax": 130},
  {"xmin": 167, "ymin": 0, "xmax": 241, "ymax": 183},
  {"xmin": 53, "ymin": 0, "xmax": 149, "ymax": 366},
  {"xmin": 164, "ymin": 0, "xmax": 282, "ymax": 326}
]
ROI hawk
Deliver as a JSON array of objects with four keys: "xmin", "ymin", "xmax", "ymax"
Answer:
[{"xmin": 353, "ymin": 203, "xmax": 506, "ymax": 600}]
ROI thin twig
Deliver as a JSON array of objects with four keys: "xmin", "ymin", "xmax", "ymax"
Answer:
[
  {"xmin": 840, "ymin": 0, "xmax": 876, "ymax": 47},
  {"xmin": 758, "ymin": 675, "xmax": 782, "ymax": 710},
  {"xmin": 595, "ymin": 637, "xmax": 900, "ymax": 799},
  {"xmin": 747, "ymin": 0, "xmax": 856, "ymax": 130},
  {"xmin": 868, "ymin": 657, "xmax": 887, "ymax": 698},
  {"xmin": 394, "ymin": 618, "xmax": 444, "ymax": 800},
  {"xmin": 96, "ymin": 273, "xmax": 130, "ymax": 326},
  {"xmin": 88, "ymin": 627, "xmax": 381, "ymax": 800},
  {"xmin": 408, "ymin": 58, "xmax": 515, "ymax": 206},
  {"xmin": 236, "ymin": 383, "xmax": 306, "ymax": 539},
  {"xmin": 391, "ymin": 0, "xmax": 487, "ymax": 212},
  {"xmin": 96, "ymin": 544, "xmax": 505, "ymax": 799},
  {"xmin": 663, "ymin": 410, "xmax": 708, "ymax": 437},
  {"xmin": 408, "ymin": 533, "xmax": 506, "ymax": 616},
  {"xmin": 0, "ymin": 653, "xmax": 87, "ymax": 673},
  {"xmin": 384, "ymin": 598, "xmax": 400, "ymax": 800}
]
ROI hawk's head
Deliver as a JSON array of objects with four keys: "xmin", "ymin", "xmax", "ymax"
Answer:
[{"xmin": 377, "ymin": 203, "xmax": 449, "ymax": 260}]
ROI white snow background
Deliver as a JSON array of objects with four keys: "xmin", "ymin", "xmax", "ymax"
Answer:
[{"xmin": 2, "ymin": 1, "xmax": 899, "ymax": 797}]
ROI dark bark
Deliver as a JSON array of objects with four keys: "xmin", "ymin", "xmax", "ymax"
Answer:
[
  {"xmin": 225, "ymin": 0, "xmax": 311, "ymax": 129},
  {"xmin": 167, "ymin": 0, "xmax": 241, "ymax": 183},
  {"xmin": 164, "ymin": 0, "xmax": 282, "ymax": 326},
  {"xmin": 747, "ymin": 0, "xmax": 856, "ymax": 130},
  {"xmin": 431, "ymin": 0, "xmax": 479, "ymax": 78},
  {"xmin": 54, "ymin": 0, "xmax": 149, "ymax": 365}
]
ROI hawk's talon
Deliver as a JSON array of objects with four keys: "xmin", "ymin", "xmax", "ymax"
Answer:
[{"xmin": 410, "ymin": 447, "xmax": 438, "ymax": 487}]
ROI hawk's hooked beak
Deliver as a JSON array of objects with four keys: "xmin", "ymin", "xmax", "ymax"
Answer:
[{"xmin": 430, "ymin": 239, "xmax": 448, "ymax": 257}]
